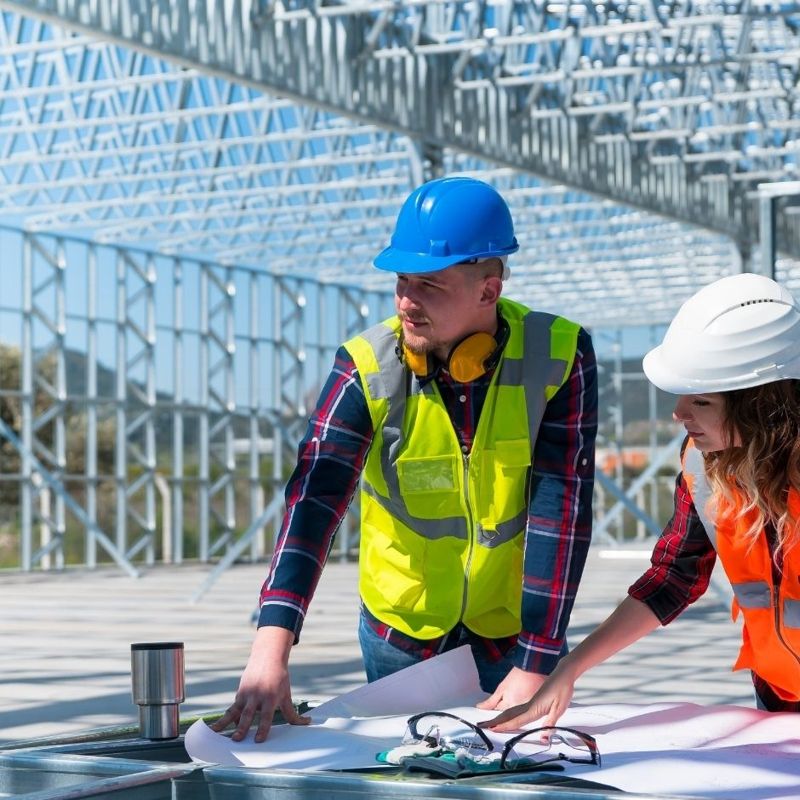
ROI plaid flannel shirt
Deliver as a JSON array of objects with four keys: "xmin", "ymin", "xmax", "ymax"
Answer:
[{"xmin": 258, "ymin": 325, "xmax": 597, "ymax": 676}]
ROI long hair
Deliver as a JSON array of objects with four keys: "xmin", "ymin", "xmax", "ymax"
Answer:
[{"xmin": 704, "ymin": 379, "xmax": 800, "ymax": 560}]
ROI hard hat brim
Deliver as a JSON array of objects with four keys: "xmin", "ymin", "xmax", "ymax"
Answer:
[
  {"xmin": 643, "ymin": 344, "xmax": 800, "ymax": 395},
  {"xmin": 373, "ymin": 243, "xmax": 518, "ymax": 274},
  {"xmin": 642, "ymin": 346, "xmax": 700, "ymax": 394}
]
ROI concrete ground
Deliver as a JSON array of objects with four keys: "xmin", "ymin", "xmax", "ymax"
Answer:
[{"xmin": 0, "ymin": 547, "xmax": 752, "ymax": 746}]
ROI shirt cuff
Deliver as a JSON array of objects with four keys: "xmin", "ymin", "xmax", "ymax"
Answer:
[
  {"xmin": 257, "ymin": 602, "xmax": 305, "ymax": 644},
  {"xmin": 511, "ymin": 631, "xmax": 564, "ymax": 675},
  {"xmin": 627, "ymin": 585, "xmax": 683, "ymax": 626}
]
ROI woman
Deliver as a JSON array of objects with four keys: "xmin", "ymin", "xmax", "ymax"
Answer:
[{"xmin": 482, "ymin": 272, "xmax": 800, "ymax": 731}]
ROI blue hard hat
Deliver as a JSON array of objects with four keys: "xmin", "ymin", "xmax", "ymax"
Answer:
[{"xmin": 374, "ymin": 176, "xmax": 519, "ymax": 273}]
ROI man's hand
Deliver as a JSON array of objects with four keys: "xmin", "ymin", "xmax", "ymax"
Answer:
[
  {"xmin": 210, "ymin": 627, "xmax": 310, "ymax": 743},
  {"xmin": 478, "ymin": 660, "xmax": 577, "ymax": 731},
  {"xmin": 475, "ymin": 666, "xmax": 547, "ymax": 712}
]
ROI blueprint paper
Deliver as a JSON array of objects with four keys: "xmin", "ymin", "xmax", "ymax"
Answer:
[
  {"xmin": 185, "ymin": 645, "xmax": 485, "ymax": 767},
  {"xmin": 184, "ymin": 717, "xmax": 399, "ymax": 769},
  {"xmin": 554, "ymin": 701, "xmax": 800, "ymax": 800}
]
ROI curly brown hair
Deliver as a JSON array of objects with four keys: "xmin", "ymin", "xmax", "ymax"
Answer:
[{"xmin": 704, "ymin": 379, "xmax": 800, "ymax": 560}]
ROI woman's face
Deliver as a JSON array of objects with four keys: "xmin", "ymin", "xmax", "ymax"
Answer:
[{"xmin": 672, "ymin": 393, "xmax": 739, "ymax": 452}]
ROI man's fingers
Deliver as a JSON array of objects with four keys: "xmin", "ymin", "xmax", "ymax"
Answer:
[
  {"xmin": 231, "ymin": 702, "xmax": 259, "ymax": 742},
  {"xmin": 279, "ymin": 698, "xmax": 311, "ymax": 726},
  {"xmin": 231, "ymin": 700, "xmax": 311, "ymax": 743},
  {"xmin": 475, "ymin": 691, "xmax": 501, "ymax": 711},
  {"xmin": 210, "ymin": 706, "xmax": 240, "ymax": 732},
  {"xmin": 252, "ymin": 709, "xmax": 273, "ymax": 743}
]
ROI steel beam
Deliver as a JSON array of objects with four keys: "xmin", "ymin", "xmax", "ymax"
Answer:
[{"xmin": 3, "ymin": 0, "xmax": 798, "ymax": 261}]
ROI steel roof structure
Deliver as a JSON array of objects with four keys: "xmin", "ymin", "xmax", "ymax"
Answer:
[
  {"xmin": 1, "ymin": 0, "xmax": 799, "ymax": 579},
  {"xmin": 1, "ymin": 0, "xmax": 799, "ymax": 329}
]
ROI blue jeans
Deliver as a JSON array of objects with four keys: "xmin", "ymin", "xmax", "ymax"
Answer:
[{"xmin": 358, "ymin": 612, "xmax": 566, "ymax": 694}]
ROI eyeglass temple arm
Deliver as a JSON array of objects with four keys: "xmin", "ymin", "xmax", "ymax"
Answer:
[{"xmin": 406, "ymin": 711, "xmax": 495, "ymax": 751}]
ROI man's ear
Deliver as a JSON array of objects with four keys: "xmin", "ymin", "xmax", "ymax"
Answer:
[{"xmin": 479, "ymin": 276, "xmax": 503, "ymax": 305}]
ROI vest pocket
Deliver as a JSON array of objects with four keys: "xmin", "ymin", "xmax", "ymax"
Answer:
[
  {"xmin": 396, "ymin": 454, "xmax": 461, "ymax": 518},
  {"xmin": 478, "ymin": 439, "xmax": 531, "ymax": 527},
  {"xmin": 363, "ymin": 518, "xmax": 427, "ymax": 612}
]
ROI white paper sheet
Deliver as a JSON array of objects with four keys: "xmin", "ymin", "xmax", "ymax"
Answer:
[
  {"xmin": 185, "ymin": 646, "xmax": 800, "ymax": 800},
  {"xmin": 185, "ymin": 644, "xmax": 485, "ymax": 767},
  {"xmin": 184, "ymin": 718, "xmax": 399, "ymax": 769},
  {"xmin": 554, "ymin": 701, "xmax": 800, "ymax": 800},
  {"xmin": 309, "ymin": 644, "xmax": 485, "ymax": 719}
]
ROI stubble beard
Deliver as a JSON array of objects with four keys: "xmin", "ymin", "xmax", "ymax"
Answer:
[
  {"xmin": 400, "ymin": 315, "xmax": 441, "ymax": 356},
  {"xmin": 403, "ymin": 332, "xmax": 435, "ymax": 355}
]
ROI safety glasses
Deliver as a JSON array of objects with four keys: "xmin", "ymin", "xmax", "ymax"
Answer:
[
  {"xmin": 402, "ymin": 712, "xmax": 600, "ymax": 770},
  {"xmin": 403, "ymin": 711, "xmax": 494, "ymax": 756},
  {"xmin": 499, "ymin": 725, "xmax": 601, "ymax": 770}
]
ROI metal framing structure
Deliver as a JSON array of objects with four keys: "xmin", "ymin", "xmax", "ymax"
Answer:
[
  {"xmin": 0, "ymin": 3, "xmax": 798, "ymax": 328},
  {"xmin": 0, "ymin": 226, "xmax": 395, "ymax": 570},
  {"xmin": 0, "ymin": 2, "xmax": 799, "ymax": 573}
]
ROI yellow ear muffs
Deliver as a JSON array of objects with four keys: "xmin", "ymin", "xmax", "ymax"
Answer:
[
  {"xmin": 446, "ymin": 332, "xmax": 498, "ymax": 382},
  {"xmin": 400, "ymin": 344, "xmax": 431, "ymax": 378},
  {"xmin": 399, "ymin": 325, "xmax": 504, "ymax": 381}
]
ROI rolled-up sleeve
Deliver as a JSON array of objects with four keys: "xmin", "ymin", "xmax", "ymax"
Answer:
[{"xmin": 628, "ymin": 468, "xmax": 717, "ymax": 624}]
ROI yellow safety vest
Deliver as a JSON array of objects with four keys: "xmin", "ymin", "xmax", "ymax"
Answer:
[{"xmin": 344, "ymin": 297, "xmax": 580, "ymax": 640}]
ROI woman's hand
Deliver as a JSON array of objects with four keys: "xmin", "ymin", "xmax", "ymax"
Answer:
[{"xmin": 479, "ymin": 660, "xmax": 577, "ymax": 731}]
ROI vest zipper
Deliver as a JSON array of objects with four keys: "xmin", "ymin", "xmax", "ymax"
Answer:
[
  {"xmin": 771, "ymin": 569, "xmax": 800, "ymax": 669},
  {"xmin": 460, "ymin": 452, "xmax": 475, "ymax": 623}
]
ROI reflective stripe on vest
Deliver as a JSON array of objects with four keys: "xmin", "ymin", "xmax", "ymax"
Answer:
[
  {"xmin": 733, "ymin": 581, "xmax": 772, "ymax": 609},
  {"xmin": 786, "ymin": 600, "xmax": 800, "ymax": 628},
  {"xmin": 357, "ymin": 301, "xmax": 575, "ymax": 546},
  {"xmin": 682, "ymin": 443, "xmax": 717, "ymax": 550},
  {"xmin": 681, "ymin": 441, "xmax": 800, "ymax": 701},
  {"xmin": 682, "ymin": 444, "xmax": 773, "ymax": 609}
]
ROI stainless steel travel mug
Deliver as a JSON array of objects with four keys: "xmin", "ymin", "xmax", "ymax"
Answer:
[{"xmin": 130, "ymin": 641, "xmax": 185, "ymax": 739}]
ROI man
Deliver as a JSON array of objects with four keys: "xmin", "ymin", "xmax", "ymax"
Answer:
[{"xmin": 213, "ymin": 176, "xmax": 597, "ymax": 742}]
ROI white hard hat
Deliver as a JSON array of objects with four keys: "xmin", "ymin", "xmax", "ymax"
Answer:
[{"xmin": 643, "ymin": 273, "xmax": 800, "ymax": 394}]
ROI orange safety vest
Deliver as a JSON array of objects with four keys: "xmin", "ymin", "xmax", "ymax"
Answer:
[{"xmin": 682, "ymin": 439, "xmax": 800, "ymax": 702}]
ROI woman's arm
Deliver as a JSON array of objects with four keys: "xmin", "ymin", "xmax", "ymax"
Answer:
[{"xmin": 481, "ymin": 596, "xmax": 660, "ymax": 731}]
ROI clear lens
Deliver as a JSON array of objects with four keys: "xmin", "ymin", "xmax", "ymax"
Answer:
[
  {"xmin": 504, "ymin": 728, "xmax": 596, "ymax": 768},
  {"xmin": 403, "ymin": 713, "xmax": 491, "ymax": 755}
]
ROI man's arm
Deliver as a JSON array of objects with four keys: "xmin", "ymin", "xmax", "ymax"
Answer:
[
  {"xmin": 257, "ymin": 347, "xmax": 373, "ymax": 636},
  {"xmin": 212, "ymin": 347, "xmax": 373, "ymax": 741},
  {"xmin": 479, "ymin": 327, "xmax": 598, "ymax": 709},
  {"xmin": 516, "ymin": 326, "xmax": 598, "ymax": 672}
]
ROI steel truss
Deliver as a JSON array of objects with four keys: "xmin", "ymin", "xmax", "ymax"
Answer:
[
  {"xmin": 0, "ymin": 226, "xmax": 395, "ymax": 571},
  {"xmin": 2, "ymin": 0, "xmax": 799, "ymax": 264},
  {"xmin": 0, "ymin": 2, "xmax": 798, "ymax": 577},
  {"xmin": 0, "ymin": 4, "xmax": 797, "ymax": 330}
]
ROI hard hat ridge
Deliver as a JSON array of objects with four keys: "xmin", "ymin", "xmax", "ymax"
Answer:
[
  {"xmin": 374, "ymin": 176, "xmax": 519, "ymax": 274},
  {"xmin": 643, "ymin": 273, "xmax": 800, "ymax": 394}
]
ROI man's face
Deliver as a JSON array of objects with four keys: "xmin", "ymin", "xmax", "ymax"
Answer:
[{"xmin": 394, "ymin": 265, "xmax": 491, "ymax": 358}]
